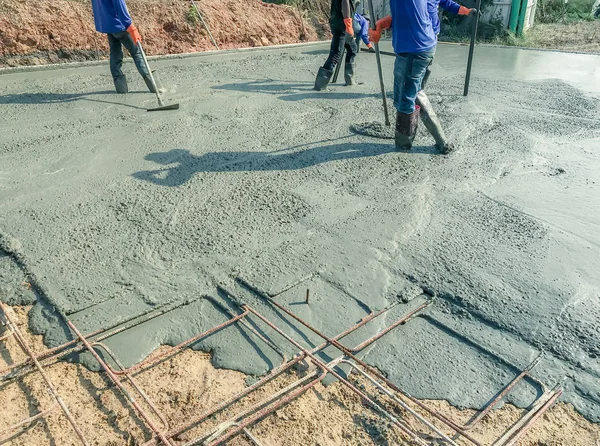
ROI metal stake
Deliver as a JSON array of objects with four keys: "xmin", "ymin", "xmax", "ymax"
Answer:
[
  {"xmin": 463, "ymin": 0, "xmax": 482, "ymax": 96},
  {"xmin": 367, "ymin": 0, "xmax": 390, "ymax": 125}
]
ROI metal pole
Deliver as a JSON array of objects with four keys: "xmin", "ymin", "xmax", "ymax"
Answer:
[
  {"xmin": 138, "ymin": 42, "xmax": 164, "ymax": 107},
  {"xmin": 191, "ymin": 0, "xmax": 219, "ymax": 50},
  {"xmin": 463, "ymin": 0, "xmax": 482, "ymax": 96},
  {"xmin": 367, "ymin": 0, "xmax": 390, "ymax": 125}
]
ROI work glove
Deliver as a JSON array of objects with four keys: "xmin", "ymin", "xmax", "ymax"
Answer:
[
  {"xmin": 343, "ymin": 18, "xmax": 355, "ymax": 36},
  {"xmin": 127, "ymin": 24, "xmax": 142, "ymax": 43},
  {"xmin": 366, "ymin": 43, "xmax": 376, "ymax": 53},
  {"xmin": 458, "ymin": 6, "xmax": 478, "ymax": 16},
  {"xmin": 368, "ymin": 15, "xmax": 392, "ymax": 44}
]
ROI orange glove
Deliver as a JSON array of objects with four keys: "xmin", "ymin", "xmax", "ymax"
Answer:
[
  {"xmin": 368, "ymin": 15, "xmax": 392, "ymax": 44},
  {"xmin": 343, "ymin": 18, "xmax": 354, "ymax": 36},
  {"xmin": 127, "ymin": 24, "xmax": 142, "ymax": 43},
  {"xmin": 458, "ymin": 6, "xmax": 477, "ymax": 15}
]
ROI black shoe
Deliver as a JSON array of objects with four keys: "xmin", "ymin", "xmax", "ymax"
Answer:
[
  {"xmin": 113, "ymin": 75, "xmax": 128, "ymax": 94},
  {"xmin": 314, "ymin": 66, "xmax": 333, "ymax": 91}
]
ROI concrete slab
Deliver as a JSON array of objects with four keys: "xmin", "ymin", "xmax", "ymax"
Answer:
[{"xmin": 0, "ymin": 42, "xmax": 599, "ymax": 422}]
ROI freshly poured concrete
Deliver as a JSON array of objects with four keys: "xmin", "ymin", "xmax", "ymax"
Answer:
[{"xmin": 0, "ymin": 43, "xmax": 599, "ymax": 422}]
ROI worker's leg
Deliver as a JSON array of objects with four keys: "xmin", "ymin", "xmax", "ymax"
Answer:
[
  {"xmin": 117, "ymin": 31, "xmax": 150, "ymax": 78},
  {"xmin": 314, "ymin": 27, "xmax": 343, "ymax": 90},
  {"xmin": 108, "ymin": 33, "xmax": 128, "ymax": 93},
  {"xmin": 343, "ymin": 35, "xmax": 358, "ymax": 86},
  {"xmin": 421, "ymin": 55, "xmax": 434, "ymax": 90},
  {"xmin": 393, "ymin": 51, "xmax": 434, "ymax": 150},
  {"xmin": 323, "ymin": 28, "xmax": 345, "ymax": 71},
  {"xmin": 114, "ymin": 31, "xmax": 156, "ymax": 93}
]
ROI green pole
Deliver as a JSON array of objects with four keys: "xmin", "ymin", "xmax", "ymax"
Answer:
[
  {"xmin": 516, "ymin": 0, "xmax": 530, "ymax": 35},
  {"xmin": 509, "ymin": 0, "xmax": 521, "ymax": 33}
]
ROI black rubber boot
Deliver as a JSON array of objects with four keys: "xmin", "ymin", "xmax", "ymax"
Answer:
[
  {"xmin": 395, "ymin": 106, "xmax": 420, "ymax": 150},
  {"xmin": 113, "ymin": 75, "xmax": 129, "ymax": 94},
  {"xmin": 314, "ymin": 66, "xmax": 333, "ymax": 91},
  {"xmin": 143, "ymin": 75, "xmax": 157, "ymax": 93},
  {"xmin": 344, "ymin": 62, "xmax": 356, "ymax": 86},
  {"xmin": 416, "ymin": 90, "xmax": 454, "ymax": 154}
]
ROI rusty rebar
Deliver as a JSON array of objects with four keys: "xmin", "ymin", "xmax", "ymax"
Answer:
[
  {"xmin": 242, "ymin": 306, "xmax": 430, "ymax": 445},
  {"xmin": 1, "ymin": 297, "xmax": 202, "ymax": 382},
  {"xmin": 141, "ymin": 295, "xmax": 397, "ymax": 446},
  {"xmin": 491, "ymin": 384, "xmax": 562, "ymax": 446},
  {"xmin": 338, "ymin": 359, "xmax": 460, "ymax": 446},
  {"xmin": 0, "ymin": 303, "xmax": 90, "ymax": 445},
  {"xmin": 67, "ymin": 320, "xmax": 173, "ymax": 446},
  {"xmin": 219, "ymin": 287, "xmax": 482, "ymax": 445},
  {"xmin": 201, "ymin": 373, "xmax": 326, "ymax": 446},
  {"xmin": 0, "ymin": 401, "xmax": 59, "ymax": 441},
  {"xmin": 190, "ymin": 362, "xmax": 334, "ymax": 446},
  {"xmin": 503, "ymin": 386, "xmax": 563, "ymax": 446},
  {"xmin": 92, "ymin": 342, "xmax": 170, "ymax": 431},
  {"xmin": 107, "ymin": 307, "xmax": 250, "ymax": 376},
  {"xmin": 464, "ymin": 353, "xmax": 543, "ymax": 430}
]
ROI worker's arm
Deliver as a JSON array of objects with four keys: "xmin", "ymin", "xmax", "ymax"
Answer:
[
  {"xmin": 111, "ymin": 0, "xmax": 142, "ymax": 42},
  {"xmin": 368, "ymin": 15, "xmax": 392, "ymax": 43},
  {"xmin": 360, "ymin": 18, "xmax": 371, "ymax": 45},
  {"xmin": 342, "ymin": 0, "xmax": 355, "ymax": 35},
  {"xmin": 112, "ymin": 0, "xmax": 132, "ymax": 29},
  {"xmin": 439, "ymin": 0, "xmax": 478, "ymax": 15}
]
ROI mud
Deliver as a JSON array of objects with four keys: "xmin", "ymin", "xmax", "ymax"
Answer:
[
  {"xmin": 0, "ymin": 42, "xmax": 599, "ymax": 424},
  {"xmin": 350, "ymin": 121, "xmax": 395, "ymax": 139}
]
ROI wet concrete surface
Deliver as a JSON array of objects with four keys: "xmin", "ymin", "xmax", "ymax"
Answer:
[{"xmin": 0, "ymin": 42, "xmax": 599, "ymax": 422}]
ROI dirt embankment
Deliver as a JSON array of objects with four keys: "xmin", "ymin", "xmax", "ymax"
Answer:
[{"xmin": 0, "ymin": 0, "xmax": 324, "ymax": 68}]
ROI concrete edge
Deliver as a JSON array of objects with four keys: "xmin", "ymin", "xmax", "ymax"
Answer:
[
  {"xmin": 0, "ymin": 40, "xmax": 331, "ymax": 76},
  {"xmin": 438, "ymin": 40, "xmax": 600, "ymax": 57}
]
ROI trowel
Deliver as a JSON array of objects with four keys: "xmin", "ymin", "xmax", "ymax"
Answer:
[{"xmin": 138, "ymin": 42, "xmax": 180, "ymax": 112}]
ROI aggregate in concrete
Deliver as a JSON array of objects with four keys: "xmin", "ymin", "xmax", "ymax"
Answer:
[{"xmin": 0, "ymin": 42, "xmax": 599, "ymax": 422}]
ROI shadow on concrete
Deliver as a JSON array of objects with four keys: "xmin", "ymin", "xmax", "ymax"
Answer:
[
  {"xmin": 0, "ymin": 91, "xmax": 146, "ymax": 110},
  {"xmin": 133, "ymin": 142, "xmax": 438, "ymax": 187},
  {"xmin": 212, "ymin": 79, "xmax": 380, "ymax": 102}
]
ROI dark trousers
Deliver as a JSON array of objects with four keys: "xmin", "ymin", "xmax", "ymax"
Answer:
[
  {"xmin": 323, "ymin": 24, "xmax": 358, "ymax": 71},
  {"xmin": 107, "ymin": 31, "xmax": 149, "ymax": 80}
]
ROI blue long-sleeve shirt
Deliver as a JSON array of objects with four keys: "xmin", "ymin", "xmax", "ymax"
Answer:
[
  {"xmin": 354, "ymin": 13, "xmax": 371, "ymax": 46},
  {"xmin": 91, "ymin": 0, "xmax": 132, "ymax": 34},
  {"xmin": 390, "ymin": 0, "xmax": 437, "ymax": 54},
  {"xmin": 428, "ymin": 0, "xmax": 462, "ymax": 35}
]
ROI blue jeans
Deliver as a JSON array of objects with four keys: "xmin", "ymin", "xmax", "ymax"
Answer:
[
  {"xmin": 107, "ymin": 31, "xmax": 149, "ymax": 80},
  {"xmin": 393, "ymin": 50, "xmax": 435, "ymax": 114}
]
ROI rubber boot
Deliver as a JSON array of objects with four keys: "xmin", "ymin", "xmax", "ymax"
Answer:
[
  {"xmin": 143, "ymin": 75, "xmax": 157, "ymax": 93},
  {"xmin": 113, "ymin": 75, "xmax": 129, "ymax": 94},
  {"xmin": 344, "ymin": 62, "xmax": 356, "ymax": 86},
  {"xmin": 395, "ymin": 106, "xmax": 420, "ymax": 150},
  {"xmin": 416, "ymin": 90, "xmax": 454, "ymax": 154},
  {"xmin": 314, "ymin": 66, "xmax": 333, "ymax": 91}
]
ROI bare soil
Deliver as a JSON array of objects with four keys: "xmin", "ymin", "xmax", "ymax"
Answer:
[
  {"xmin": 0, "ymin": 0, "xmax": 322, "ymax": 68},
  {"xmin": 1, "ymin": 305, "xmax": 599, "ymax": 446}
]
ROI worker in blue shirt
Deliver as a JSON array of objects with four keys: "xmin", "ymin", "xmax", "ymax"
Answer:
[
  {"xmin": 91, "ymin": 0, "xmax": 155, "ymax": 94},
  {"xmin": 422, "ymin": 0, "xmax": 477, "ymax": 88},
  {"xmin": 354, "ymin": 13, "xmax": 375, "ymax": 53},
  {"xmin": 369, "ymin": 1, "xmax": 439, "ymax": 152}
]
